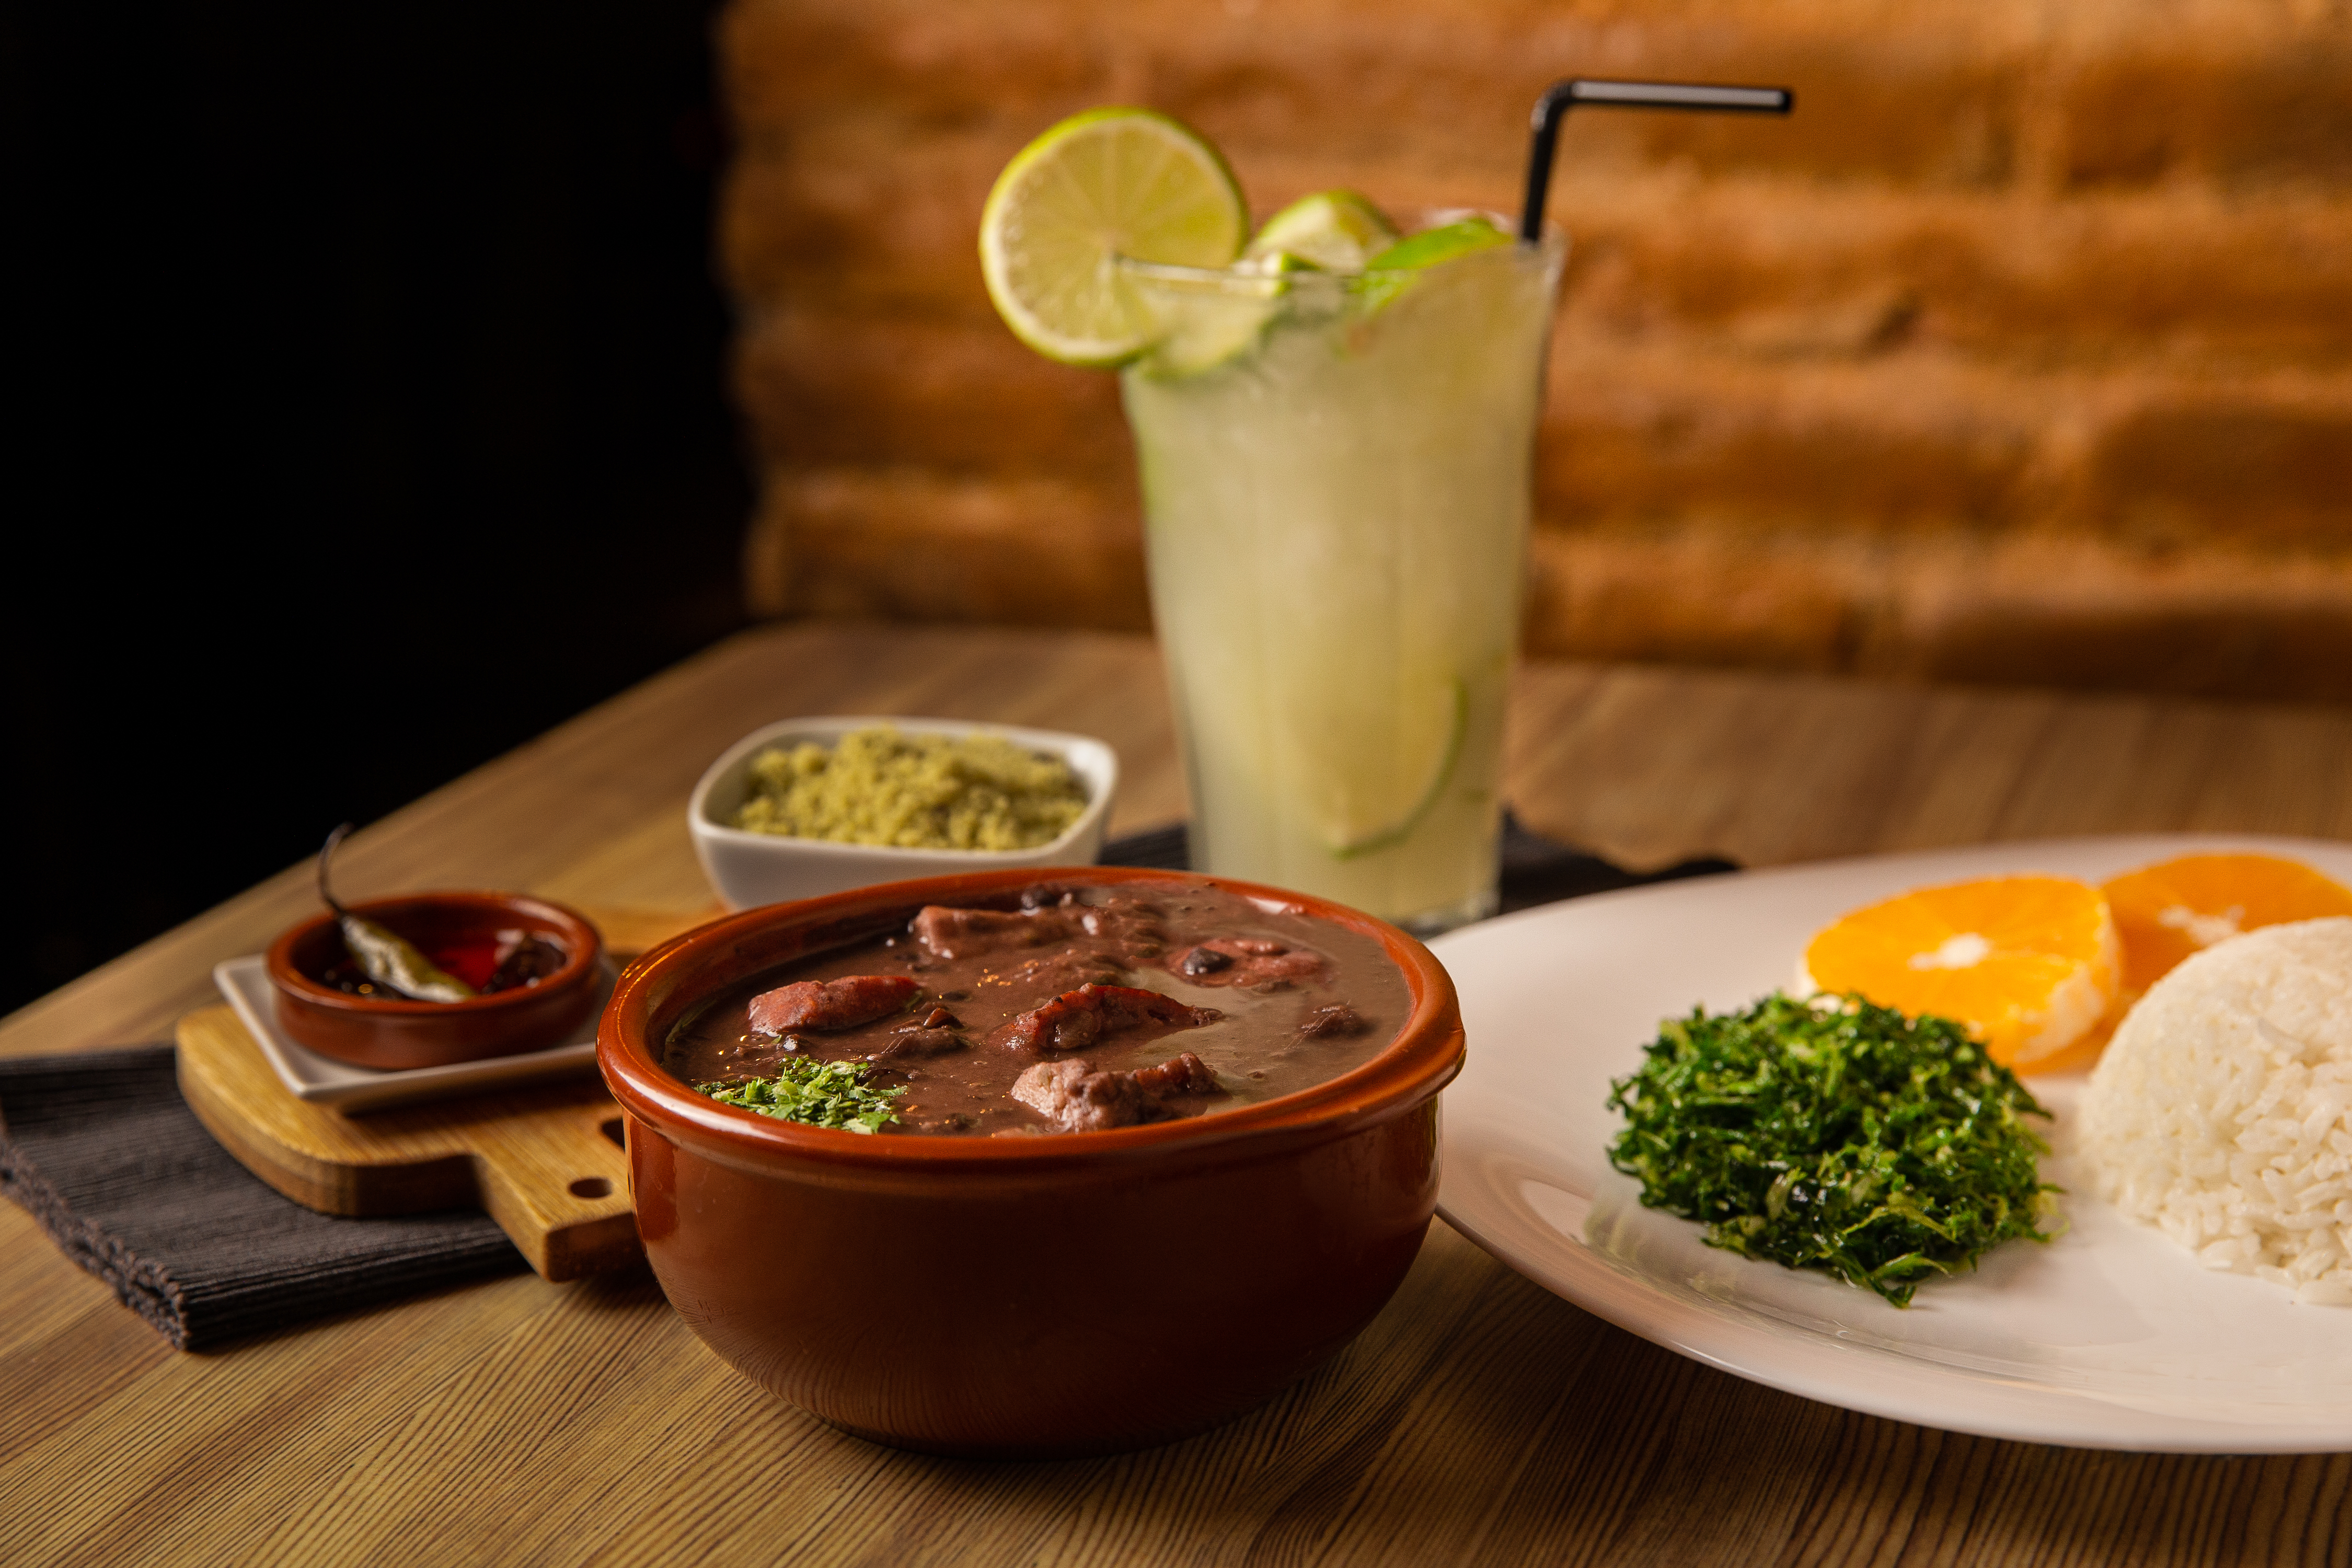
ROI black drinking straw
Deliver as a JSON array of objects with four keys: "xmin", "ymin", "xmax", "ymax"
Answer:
[{"xmin": 1520, "ymin": 79, "xmax": 1794, "ymax": 242}]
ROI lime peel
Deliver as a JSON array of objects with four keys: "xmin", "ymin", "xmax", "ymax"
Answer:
[
  {"xmin": 979, "ymin": 108, "xmax": 1248, "ymax": 368},
  {"xmin": 1246, "ymin": 189, "xmax": 1399, "ymax": 272},
  {"xmin": 1357, "ymin": 215, "xmax": 1514, "ymax": 312},
  {"xmin": 1329, "ymin": 678, "xmax": 1470, "ymax": 860}
]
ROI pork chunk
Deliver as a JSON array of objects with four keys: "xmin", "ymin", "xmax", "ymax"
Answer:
[
  {"xmin": 994, "ymin": 983, "xmax": 1219, "ymax": 1054},
  {"xmin": 1010, "ymin": 1051, "xmax": 1224, "ymax": 1132},
  {"xmin": 1297, "ymin": 1004, "xmax": 1370, "ymax": 1039},
  {"xmin": 746, "ymin": 974, "xmax": 920, "ymax": 1035},
  {"xmin": 912, "ymin": 904, "xmax": 1076, "ymax": 961},
  {"xmin": 866, "ymin": 1027, "xmax": 966, "ymax": 1062}
]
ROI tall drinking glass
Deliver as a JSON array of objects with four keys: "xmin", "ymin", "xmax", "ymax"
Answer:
[{"xmin": 1119, "ymin": 223, "xmax": 1566, "ymax": 934}]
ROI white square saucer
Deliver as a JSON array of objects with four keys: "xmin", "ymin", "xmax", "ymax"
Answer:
[{"xmin": 212, "ymin": 954, "xmax": 615, "ymax": 1114}]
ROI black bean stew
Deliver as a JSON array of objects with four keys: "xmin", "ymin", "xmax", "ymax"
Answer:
[{"xmin": 662, "ymin": 881, "xmax": 1410, "ymax": 1136}]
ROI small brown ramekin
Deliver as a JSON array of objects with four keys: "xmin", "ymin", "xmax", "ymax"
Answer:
[
  {"xmin": 597, "ymin": 865, "xmax": 1465, "ymax": 1458},
  {"xmin": 268, "ymin": 892, "xmax": 604, "ymax": 1070}
]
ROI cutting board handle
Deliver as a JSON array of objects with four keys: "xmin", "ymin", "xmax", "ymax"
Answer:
[{"xmin": 467, "ymin": 1103, "xmax": 638, "ymax": 1280}]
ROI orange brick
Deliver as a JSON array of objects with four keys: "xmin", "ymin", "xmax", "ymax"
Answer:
[
  {"xmin": 723, "ymin": 0, "xmax": 1104, "ymax": 133},
  {"xmin": 2059, "ymin": 38, "xmax": 2352, "ymax": 191},
  {"xmin": 748, "ymin": 466, "xmax": 1149, "ymax": 630},
  {"xmin": 1549, "ymin": 177, "xmax": 2352, "ymax": 370},
  {"xmin": 1525, "ymin": 527, "xmax": 2352, "ymax": 702},
  {"xmin": 733, "ymin": 309, "xmax": 1126, "ymax": 477},
  {"xmin": 719, "ymin": 124, "xmax": 1002, "ymax": 316},
  {"xmin": 1887, "ymin": 538, "xmax": 2352, "ymax": 703},
  {"xmin": 1536, "ymin": 351, "xmax": 2041, "ymax": 529},
  {"xmin": 2079, "ymin": 398, "xmax": 2352, "ymax": 550},
  {"xmin": 1524, "ymin": 529, "xmax": 1866, "ymax": 669}
]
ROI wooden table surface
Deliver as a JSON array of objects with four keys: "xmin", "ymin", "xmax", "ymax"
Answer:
[{"xmin": 7, "ymin": 621, "xmax": 2352, "ymax": 1567}]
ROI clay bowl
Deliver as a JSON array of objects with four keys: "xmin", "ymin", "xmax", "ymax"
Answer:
[
  {"xmin": 268, "ymin": 892, "xmax": 604, "ymax": 1070},
  {"xmin": 598, "ymin": 865, "xmax": 1465, "ymax": 1458}
]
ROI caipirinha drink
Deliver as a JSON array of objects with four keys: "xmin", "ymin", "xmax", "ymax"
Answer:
[
  {"xmin": 1121, "ymin": 234, "xmax": 1560, "ymax": 930},
  {"xmin": 979, "ymin": 110, "xmax": 1563, "ymax": 931}
]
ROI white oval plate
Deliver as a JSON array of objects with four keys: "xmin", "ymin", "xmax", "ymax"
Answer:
[{"xmin": 1431, "ymin": 833, "xmax": 2352, "ymax": 1453}]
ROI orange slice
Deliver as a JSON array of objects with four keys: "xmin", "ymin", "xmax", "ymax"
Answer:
[
  {"xmin": 2100, "ymin": 852, "xmax": 2352, "ymax": 1010},
  {"xmin": 1798, "ymin": 875, "xmax": 2119, "ymax": 1071}
]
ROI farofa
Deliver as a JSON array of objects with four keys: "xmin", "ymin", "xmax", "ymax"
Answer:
[{"xmin": 734, "ymin": 727, "xmax": 1088, "ymax": 851}]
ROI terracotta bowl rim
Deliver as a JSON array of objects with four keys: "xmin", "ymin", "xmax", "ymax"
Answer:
[
  {"xmin": 598, "ymin": 866, "xmax": 1465, "ymax": 1171},
  {"xmin": 267, "ymin": 890, "xmax": 604, "ymax": 1017}
]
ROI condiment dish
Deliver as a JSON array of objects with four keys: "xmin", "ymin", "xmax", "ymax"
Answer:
[
  {"xmin": 598, "ymin": 865, "xmax": 1463, "ymax": 1457},
  {"xmin": 268, "ymin": 892, "xmax": 604, "ymax": 1071},
  {"xmin": 217, "ymin": 954, "xmax": 613, "ymax": 1110},
  {"xmin": 686, "ymin": 716, "xmax": 1117, "ymax": 909}
]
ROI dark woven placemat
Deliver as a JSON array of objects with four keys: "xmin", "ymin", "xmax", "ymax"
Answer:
[
  {"xmin": 0, "ymin": 1046, "xmax": 524, "ymax": 1350},
  {"xmin": 1100, "ymin": 810, "xmax": 1738, "ymax": 914},
  {"xmin": 3, "ymin": 813, "xmax": 1731, "ymax": 1352}
]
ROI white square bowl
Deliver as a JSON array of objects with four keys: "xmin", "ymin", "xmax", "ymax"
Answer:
[
  {"xmin": 213, "ymin": 954, "xmax": 614, "ymax": 1112},
  {"xmin": 686, "ymin": 716, "xmax": 1119, "ymax": 910}
]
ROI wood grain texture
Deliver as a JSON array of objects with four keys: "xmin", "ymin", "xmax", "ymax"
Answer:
[
  {"xmin": 7, "ymin": 621, "xmax": 2352, "ymax": 1565},
  {"xmin": 174, "ymin": 1007, "xmax": 639, "ymax": 1281}
]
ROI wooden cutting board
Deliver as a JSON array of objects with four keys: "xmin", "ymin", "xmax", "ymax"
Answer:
[{"xmin": 175, "ymin": 1004, "xmax": 641, "ymax": 1281}]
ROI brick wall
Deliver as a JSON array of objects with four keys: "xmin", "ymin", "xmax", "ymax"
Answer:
[{"xmin": 719, "ymin": 0, "xmax": 2352, "ymax": 702}]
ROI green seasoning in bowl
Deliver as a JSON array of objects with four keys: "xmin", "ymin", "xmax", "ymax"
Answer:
[
  {"xmin": 733, "ymin": 725, "xmax": 1090, "ymax": 851},
  {"xmin": 698, "ymin": 1060, "xmax": 904, "ymax": 1134}
]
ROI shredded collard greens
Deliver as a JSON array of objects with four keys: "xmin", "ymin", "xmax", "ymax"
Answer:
[
  {"xmin": 698, "ymin": 1059, "xmax": 903, "ymax": 1134},
  {"xmin": 1606, "ymin": 992, "xmax": 2057, "ymax": 1306}
]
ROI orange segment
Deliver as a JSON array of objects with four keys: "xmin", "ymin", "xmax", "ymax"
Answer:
[
  {"xmin": 2100, "ymin": 852, "xmax": 2352, "ymax": 1008},
  {"xmin": 1799, "ymin": 875, "xmax": 2118, "ymax": 1071}
]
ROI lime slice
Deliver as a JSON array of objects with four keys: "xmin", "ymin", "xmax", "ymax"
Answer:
[
  {"xmin": 1138, "ymin": 272, "xmax": 1288, "ymax": 378},
  {"xmin": 1358, "ymin": 214, "xmax": 1513, "ymax": 310},
  {"xmin": 1244, "ymin": 189, "xmax": 1399, "ymax": 272},
  {"xmin": 979, "ymin": 108, "xmax": 1248, "ymax": 367},
  {"xmin": 1329, "ymin": 677, "xmax": 1470, "ymax": 860}
]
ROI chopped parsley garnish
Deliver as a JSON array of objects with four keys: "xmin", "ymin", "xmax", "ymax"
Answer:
[
  {"xmin": 1605, "ymin": 993, "xmax": 2057, "ymax": 1306},
  {"xmin": 697, "ymin": 1059, "xmax": 903, "ymax": 1134}
]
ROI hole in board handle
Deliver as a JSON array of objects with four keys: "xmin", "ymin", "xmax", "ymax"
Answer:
[{"xmin": 569, "ymin": 1178, "xmax": 613, "ymax": 1199}]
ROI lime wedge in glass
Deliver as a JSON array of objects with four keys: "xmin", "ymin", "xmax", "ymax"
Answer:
[
  {"xmin": 1134, "ymin": 267, "xmax": 1291, "ymax": 379},
  {"xmin": 1244, "ymin": 189, "xmax": 1399, "ymax": 273},
  {"xmin": 1358, "ymin": 214, "xmax": 1514, "ymax": 310},
  {"xmin": 979, "ymin": 108, "xmax": 1248, "ymax": 367},
  {"xmin": 1328, "ymin": 677, "xmax": 1471, "ymax": 860}
]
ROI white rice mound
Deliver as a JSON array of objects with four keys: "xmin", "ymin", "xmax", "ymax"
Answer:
[{"xmin": 2080, "ymin": 916, "xmax": 2352, "ymax": 1305}]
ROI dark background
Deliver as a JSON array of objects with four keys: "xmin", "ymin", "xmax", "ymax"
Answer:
[{"xmin": 2, "ymin": 0, "xmax": 751, "ymax": 1017}]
